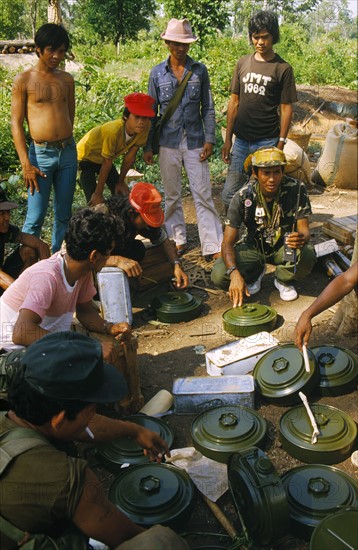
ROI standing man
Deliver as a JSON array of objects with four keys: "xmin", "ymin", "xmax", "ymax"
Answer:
[
  {"xmin": 77, "ymin": 93, "xmax": 155, "ymax": 206},
  {"xmin": 11, "ymin": 23, "xmax": 77, "ymax": 253},
  {"xmin": 211, "ymin": 148, "xmax": 316, "ymax": 306},
  {"xmin": 0, "ymin": 189, "xmax": 50, "ymax": 292},
  {"xmin": 144, "ymin": 18, "xmax": 223, "ymax": 260},
  {"xmin": 221, "ymin": 11, "xmax": 297, "ymax": 209}
]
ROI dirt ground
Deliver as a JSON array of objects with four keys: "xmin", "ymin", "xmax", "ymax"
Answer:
[
  {"xmin": 1, "ymin": 53, "xmax": 357, "ymax": 548},
  {"xmin": 125, "ymin": 91, "xmax": 357, "ymax": 549}
]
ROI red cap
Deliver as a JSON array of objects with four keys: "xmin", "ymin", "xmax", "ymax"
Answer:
[
  {"xmin": 129, "ymin": 182, "xmax": 164, "ymax": 228},
  {"xmin": 124, "ymin": 93, "xmax": 155, "ymax": 117}
]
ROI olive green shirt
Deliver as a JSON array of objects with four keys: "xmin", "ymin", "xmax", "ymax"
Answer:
[{"xmin": 0, "ymin": 413, "xmax": 87, "ymax": 549}]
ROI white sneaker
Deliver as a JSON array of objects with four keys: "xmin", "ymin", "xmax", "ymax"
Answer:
[
  {"xmin": 274, "ymin": 278, "xmax": 298, "ymax": 301},
  {"xmin": 247, "ymin": 268, "xmax": 266, "ymax": 295}
]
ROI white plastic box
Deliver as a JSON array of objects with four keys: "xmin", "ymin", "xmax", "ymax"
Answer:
[
  {"xmin": 97, "ymin": 267, "xmax": 133, "ymax": 325},
  {"xmin": 205, "ymin": 332, "xmax": 279, "ymax": 376},
  {"xmin": 172, "ymin": 375, "xmax": 255, "ymax": 414}
]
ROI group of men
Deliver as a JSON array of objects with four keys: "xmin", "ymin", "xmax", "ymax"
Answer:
[
  {"xmin": 5, "ymin": 11, "xmax": 318, "ymax": 304},
  {"xmin": 1, "ymin": 10, "xmax": 356, "ymax": 550}
]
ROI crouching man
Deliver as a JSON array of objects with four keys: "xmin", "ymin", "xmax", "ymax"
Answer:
[
  {"xmin": 0, "ymin": 331, "xmax": 188, "ymax": 549},
  {"xmin": 104, "ymin": 182, "xmax": 188, "ymax": 289},
  {"xmin": 211, "ymin": 147, "xmax": 316, "ymax": 306}
]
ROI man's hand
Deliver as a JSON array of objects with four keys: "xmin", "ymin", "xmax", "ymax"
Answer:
[
  {"xmin": 114, "ymin": 181, "xmax": 130, "ymax": 196},
  {"xmin": 221, "ymin": 140, "xmax": 232, "ymax": 164},
  {"xmin": 22, "ymin": 160, "xmax": 46, "ymax": 195},
  {"xmin": 119, "ymin": 258, "xmax": 142, "ymax": 278},
  {"xmin": 143, "ymin": 151, "xmax": 154, "ymax": 165},
  {"xmin": 294, "ymin": 311, "xmax": 312, "ymax": 351},
  {"xmin": 200, "ymin": 142, "xmax": 213, "ymax": 162},
  {"xmin": 285, "ymin": 231, "xmax": 306, "ymax": 250},
  {"xmin": 135, "ymin": 425, "xmax": 170, "ymax": 463},
  {"xmin": 229, "ymin": 270, "xmax": 250, "ymax": 307},
  {"xmin": 173, "ymin": 264, "xmax": 189, "ymax": 289},
  {"xmin": 88, "ymin": 191, "xmax": 105, "ymax": 206},
  {"xmin": 108, "ymin": 322, "xmax": 132, "ymax": 342}
]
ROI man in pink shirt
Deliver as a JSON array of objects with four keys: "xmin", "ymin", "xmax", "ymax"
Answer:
[{"xmin": 0, "ymin": 208, "xmax": 130, "ymax": 383}]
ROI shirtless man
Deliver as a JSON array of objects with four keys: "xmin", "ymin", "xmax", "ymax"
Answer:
[{"xmin": 11, "ymin": 23, "xmax": 77, "ymax": 253}]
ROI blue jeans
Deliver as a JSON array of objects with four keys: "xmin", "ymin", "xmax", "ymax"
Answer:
[
  {"xmin": 23, "ymin": 139, "xmax": 77, "ymax": 252},
  {"xmin": 222, "ymin": 137, "xmax": 278, "ymax": 206}
]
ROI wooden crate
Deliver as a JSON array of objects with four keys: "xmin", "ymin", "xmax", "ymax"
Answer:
[
  {"xmin": 136, "ymin": 243, "xmax": 174, "ymax": 290},
  {"xmin": 72, "ymin": 321, "xmax": 144, "ymax": 413},
  {"xmin": 322, "ymin": 215, "xmax": 357, "ymax": 245}
]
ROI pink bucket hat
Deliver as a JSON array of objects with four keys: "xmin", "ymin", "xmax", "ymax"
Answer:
[{"xmin": 160, "ymin": 18, "xmax": 198, "ymax": 43}]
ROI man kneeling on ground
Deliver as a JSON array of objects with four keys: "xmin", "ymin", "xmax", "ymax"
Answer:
[
  {"xmin": 0, "ymin": 188, "xmax": 50, "ymax": 293},
  {"xmin": 211, "ymin": 147, "xmax": 316, "ymax": 306},
  {"xmin": 0, "ymin": 331, "xmax": 188, "ymax": 549}
]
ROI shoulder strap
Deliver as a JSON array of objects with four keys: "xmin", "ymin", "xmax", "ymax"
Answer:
[
  {"xmin": 159, "ymin": 70, "xmax": 193, "ymax": 128},
  {"xmin": 0, "ymin": 417, "xmax": 50, "ymax": 475},
  {"xmin": 0, "ymin": 515, "xmax": 36, "ymax": 549}
]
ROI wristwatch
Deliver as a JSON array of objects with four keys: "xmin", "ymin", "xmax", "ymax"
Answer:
[
  {"xmin": 173, "ymin": 259, "xmax": 182, "ymax": 266},
  {"xmin": 279, "ymin": 137, "xmax": 287, "ymax": 144},
  {"xmin": 226, "ymin": 266, "xmax": 237, "ymax": 276}
]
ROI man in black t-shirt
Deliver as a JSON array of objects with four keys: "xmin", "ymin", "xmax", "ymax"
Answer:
[
  {"xmin": 221, "ymin": 11, "xmax": 297, "ymax": 208},
  {"xmin": 0, "ymin": 189, "xmax": 50, "ymax": 292},
  {"xmin": 211, "ymin": 148, "xmax": 316, "ymax": 305}
]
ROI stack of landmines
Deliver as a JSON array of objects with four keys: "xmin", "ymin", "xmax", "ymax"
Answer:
[{"xmin": 319, "ymin": 245, "xmax": 354, "ymax": 279}]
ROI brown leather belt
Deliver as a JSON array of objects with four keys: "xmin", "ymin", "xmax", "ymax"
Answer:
[{"xmin": 33, "ymin": 136, "xmax": 73, "ymax": 149}]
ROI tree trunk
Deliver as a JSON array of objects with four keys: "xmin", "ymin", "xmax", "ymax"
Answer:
[
  {"xmin": 48, "ymin": 0, "xmax": 62, "ymax": 25},
  {"xmin": 331, "ymin": 239, "xmax": 357, "ymax": 335}
]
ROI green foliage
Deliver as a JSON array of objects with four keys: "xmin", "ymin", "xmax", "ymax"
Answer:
[
  {"xmin": 73, "ymin": 0, "xmax": 156, "ymax": 45},
  {"xmin": 0, "ymin": 0, "xmax": 26, "ymax": 39},
  {"xmin": 162, "ymin": 0, "xmax": 230, "ymax": 43}
]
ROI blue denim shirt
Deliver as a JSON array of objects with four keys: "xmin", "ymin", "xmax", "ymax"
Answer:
[{"xmin": 146, "ymin": 55, "xmax": 216, "ymax": 151}]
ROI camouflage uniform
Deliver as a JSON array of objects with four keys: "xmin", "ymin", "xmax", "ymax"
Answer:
[{"xmin": 211, "ymin": 176, "xmax": 317, "ymax": 288}]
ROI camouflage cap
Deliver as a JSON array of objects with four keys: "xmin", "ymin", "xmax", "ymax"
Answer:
[{"xmin": 251, "ymin": 147, "xmax": 287, "ymax": 168}]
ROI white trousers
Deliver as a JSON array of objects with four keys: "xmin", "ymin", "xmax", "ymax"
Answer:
[{"xmin": 159, "ymin": 137, "xmax": 223, "ymax": 256}]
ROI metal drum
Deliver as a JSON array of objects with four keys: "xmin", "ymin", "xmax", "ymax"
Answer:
[
  {"xmin": 279, "ymin": 403, "xmax": 357, "ymax": 464},
  {"xmin": 253, "ymin": 343, "xmax": 319, "ymax": 405},
  {"xmin": 191, "ymin": 405, "xmax": 267, "ymax": 463},
  {"xmin": 281, "ymin": 465, "xmax": 358, "ymax": 540},
  {"xmin": 222, "ymin": 303, "xmax": 277, "ymax": 337},
  {"xmin": 228, "ymin": 447, "xmax": 290, "ymax": 546},
  {"xmin": 109, "ymin": 463, "xmax": 195, "ymax": 531}
]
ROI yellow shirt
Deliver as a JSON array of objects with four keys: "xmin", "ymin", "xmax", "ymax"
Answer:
[{"xmin": 77, "ymin": 118, "xmax": 149, "ymax": 164}]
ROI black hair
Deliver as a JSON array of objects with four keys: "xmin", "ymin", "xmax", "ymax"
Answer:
[
  {"xmin": 35, "ymin": 23, "xmax": 70, "ymax": 56},
  {"xmin": 123, "ymin": 107, "xmax": 130, "ymax": 120},
  {"xmin": 65, "ymin": 208, "xmax": 124, "ymax": 260},
  {"xmin": 248, "ymin": 11, "xmax": 280, "ymax": 44},
  {"xmin": 105, "ymin": 195, "xmax": 137, "ymax": 244},
  {"xmin": 8, "ymin": 369, "xmax": 90, "ymax": 426}
]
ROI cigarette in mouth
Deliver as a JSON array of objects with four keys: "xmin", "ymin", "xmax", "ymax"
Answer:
[{"xmin": 85, "ymin": 426, "xmax": 95, "ymax": 439}]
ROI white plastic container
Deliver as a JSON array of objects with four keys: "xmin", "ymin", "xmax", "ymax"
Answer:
[
  {"xmin": 97, "ymin": 267, "xmax": 133, "ymax": 325},
  {"xmin": 139, "ymin": 390, "xmax": 174, "ymax": 416},
  {"xmin": 172, "ymin": 375, "xmax": 255, "ymax": 414},
  {"xmin": 205, "ymin": 332, "xmax": 279, "ymax": 376}
]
